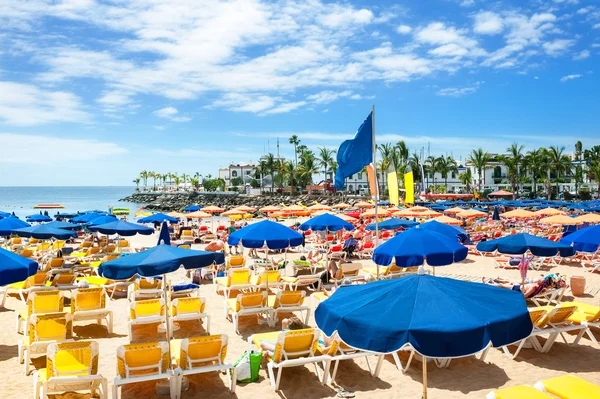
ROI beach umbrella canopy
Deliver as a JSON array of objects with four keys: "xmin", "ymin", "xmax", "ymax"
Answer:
[
  {"xmin": 373, "ymin": 227, "xmax": 468, "ymax": 267},
  {"xmin": 0, "ymin": 248, "xmax": 38, "ymax": 287},
  {"xmin": 500, "ymin": 209, "xmax": 536, "ymax": 219},
  {"xmin": 361, "ymin": 207, "xmax": 390, "ymax": 218},
  {"xmin": 184, "ymin": 205, "xmax": 201, "ymax": 212},
  {"xmin": 72, "ymin": 212, "xmax": 105, "ymax": 223},
  {"xmin": 185, "ymin": 210, "xmax": 212, "ymax": 219},
  {"xmin": 259, "ymin": 205, "xmax": 280, "ymax": 213},
  {"xmin": 201, "ymin": 206, "xmax": 224, "ymax": 213},
  {"xmin": 417, "ymin": 209, "xmax": 443, "ymax": 217},
  {"xmin": 0, "ymin": 211, "xmax": 11, "ymax": 219},
  {"xmin": 308, "ymin": 203, "xmax": 332, "ymax": 212},
  {"xmin": 489, "ymin": 190, "xmax": 514, "ymax": 197},
  {"xmin": 456, "ymin": 209, "xmax": 487, "ymax": 218},
  {"xmin": 26, "ymin": 214, "xmax": 52, "ymax": 223},
  {"xmin": 221, "ymin": 209, "xmax": 246, "ymax": 216},
  {"xmin": 539, "ymin": 215, "xmax": 581, "ymax": 226},
  {"xmin": 559, "ymin": 225, "xmax": 600, "ymax": 252},
  {"xmin": 157, "ymin": 221, "xmax": 171, "ymax": 246},
  {"xmin": 236, "ymin": 205, "xmax": 256, "ymax": 213},
  {"xmin": 419, "ymin": 220, "xmax": 468, "ymax": 242},
  {"xmin": 428, "ymin": 215, "xmax": 462, "ymax": 226},
  {"xmin": 299, "ymin": 213, "xmax": 354, "ymax": 232},
  {"xmin": 443, "ymin": 206, "xmax": 467, "ymax": 214},
  {"xmin": 0, "ymin": 217, "xmax": 31, "ymax": 236},
  {"xmin": 98, "ymin": 244, "xmax": 224, "ymax": 280},
  {"xmin": 574, "ymin": 213, "xmax": 600, "ymax": 224},
  {"xmin": 228, "ymin": 220, "xmax": 303, "ymax": 249},
  {"xmin": 89, "ymin": 220, "xmax": 153, "ymax": 236},
  {"xmin": 354, "ymin": 201, "xmax": 373, "ymax": 208},
  {"xmin": 137, "ymin": 213, "xmax": 179, "ymax": 224},
  {"xmin": 86, "ymin": 215, "xmax": 118, "ymax": 226},
  {"xmin": 332, "ymin": 203, "xmax": 351, "ymax": 209},
  {"xmin": 315, "ymin": 274, "xmax": 532, "ymax": 357},
  {"xmin": 534, "ymin": 208, "xmax": 565, "ymax": 216},
  {"xmin": 44, "ymin": 221, "xmax": 82, "ymax": 231},
  {"xmin": 476, "ymin": 233, "xmax": 575, "ymax": 257},
  {"xmin": 167, "ymin": 211, "xmax": 186, "ymax": 218},
  {"xmin": 14, "ymin": 225, "xmax": 77, "ymax": 240},
  {"xmin": 366, "ymin": 218, "xmax": 418, "ymax": 231},
  {"xmin": 409, "ymin": 206, "xmax": 430, "ymax": 212}
]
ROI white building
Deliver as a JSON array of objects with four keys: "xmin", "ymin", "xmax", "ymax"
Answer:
[{"xmin": 218, "ymin": 162, "xmax": 256, "ymax": 187}]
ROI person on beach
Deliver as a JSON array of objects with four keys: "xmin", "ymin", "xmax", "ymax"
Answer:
[
  {"xmin": 259, "ymin": 316, "xmax": 307, "ymax": 354},
  {"xmin": 226, "ymin": 221, "xmax": 239, "ymax": 255}
]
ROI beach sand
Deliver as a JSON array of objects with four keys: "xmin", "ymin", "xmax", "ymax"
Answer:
[{"xmin": 1, "ymin": 221, "xmax": 599, "ymax": 399}]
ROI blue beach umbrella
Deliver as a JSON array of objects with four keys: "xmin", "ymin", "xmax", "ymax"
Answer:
[
  {"xmin": 184, "ymin": 205, "xmax": 201, "ymax": 212},
  {"xmin": 0, "ymin": 248, "xmax": 38, "ymax": 303},
  {"xmin": 98, "ymin": 244, "xmax": 223, "ymax": 280},
  {"xmin": 228, "ymin": 220, "xmax": 303, "ymax": 249},
  {"xmin": 44, "ymin": 221, "xmax": 82, "ymax": 231},
  {"xmin": 366, "ymin": 218, "xmax": 418, "ymax": 231},
  {"xmin": 476, "ymin": 233, "xmax": 575, "ymax": 257},
  {"xmin": 0, "ymin": 211, "xmax": 11, "ymax": 219},
  {"xmin": 72, "ymin": 212, "xmax": 106, "ymax": 223},
  {"xmin": 138, "ymin": 213, "xmax": 179, "ymax": 224},
  {"xmin": 314, "ymin": 274, "xmax": 532, "ymax": 398},
  {"xmin": 157, "ymin": 221, "xmax": 171, "ymax": 246},
  {"xmin": 298, "ymin": 213, "xmax": 354, "ymax": 232},
  {"xmin": 14, "ymin": 225, "xmax": 77, "ymax": 240},
  {"xmin": 54, "ymin": 213, "xmax": 79, "ymax": 221},
  {"xmin": 89, "ymin": 220, "xmax": 153, "ymax": 236},
  {"xmin": 373, "ymin": 226, "xmax": 468, "ymax": 267},
  {"xmin": 0, "ymin": 217, "xmax": 31, "ymax": 236},
  {"xmin": 86, "ymin": 215, "xmax": 118, "ymax": 227},
  {"xmin": 419, "ymin": 220, "xmax": 469, "ymax": 243},
  {"xmin": 559, "ymin": 225, "xmax": 600, "ymax": 252},
  {"xmin": 26, "ymin": 214, "xmax": 52, "ymax": 223}
]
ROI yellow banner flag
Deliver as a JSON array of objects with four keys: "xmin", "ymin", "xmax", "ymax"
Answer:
[
  {"xmin": 404, "ymin": 171, "xmax": 414, "ymax": 204},
  {"xmin": 474, "ymin": 189, "xmax": 479, "ymax": 200},
  {"xmin": 366, "ymin": 165, "xmax": 379, "ymax": 199},
  {"xmin": 388, "ymin": 171, "xmax": 399, "ymax": 206}
]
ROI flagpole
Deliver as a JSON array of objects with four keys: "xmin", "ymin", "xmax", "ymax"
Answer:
[{"xmin": 371, "ymin": 104, "xmax": 380, "ymax": 280}]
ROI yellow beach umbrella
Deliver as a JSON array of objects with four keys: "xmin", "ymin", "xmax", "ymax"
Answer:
[
  {"xmin": 426, "ymin": 215, "xmax": 463, "ymax": 226},
  {"xmin": 185, "ymin": 210, "xmax": 212, "ymax": 219},
  {"xmin": 167, "ymin": 211, "xmax": 186, "ymax": 218},
  {"xmin": 235, "ymin": 205, "xmax": 256, "ymax": 212},
  {"xmin": 259, "ymin": 205, "xmax": 281, "ymax": 213},
  {"xmin": 354, "ymin": 201, "xmax": 373, "ymax": 208},
  {"xmin": 539, "ymin": 215, "xmax": 582, "ymax": 225},
  {"xmin": 444, "ymin": 206, "xmax": 467, "ymax": 214},
  {"xmin": 332, "ymin": 202, "xmax": 351, "ymax": 209},
  {"xmin": 308, "ymin": 203, "xmax": 332, "ymax": 212},
  {"xmin": 533, "ymin": 208, "xmax": 565, "ymax": 216},
  {"xmin": 408, "ymin": 205, "xmax": 430, "ymax": 212},
  {"xmin": 457, "ymin": 209, "xmax": 487, "ymax": 218},
  {"xmin": 574, "ymin": 213, "xmax": 600, "ymax": 224},
  {"xmin": 393, "ymin": 208, "xmax": 421, "ymax": 217},
  {"xmin": 500, "ymin": 209, "xmax": 536, "ymax": 219},
  {"xmin": 418, "ymin": 209, "xmax": 443, "ymax": 218},
  {"xmin": 202, "ymin": 205, "xmax": 225, "ymax": 213},
  {"xmin": 361, "ymin": 207, "xmax": 390, "ymax": 218},
  {"xmin": 221, "ymin": 209, "xmax": 246, "ymax": 216}
]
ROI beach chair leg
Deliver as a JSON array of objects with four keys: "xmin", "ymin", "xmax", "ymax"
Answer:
[
  {"xmin": 479, "ymin": 346, "xmax": 491, "ymax": 363},
  {"xmin": 303, "ymin": 309, "xmax": 311, "ymax": 326},
  {"xmin": 573, "ymin": 327, "xmax": 588, "ymax": 345},
  {"xmin": 112, "ymin": 384, "xmax": 119, "ymax": 399},
  {"xmin": 229, "ymin": 366, "xmax": 237, "ymax": 393},
  {"xmin": 373, "ymin": 354, "xmax": 384, "ymax": 378},
  {"xmin": 365, "ymin": 356, "xmax": 373, "ymax": 376},
  {"xmin": 322, "ymin": 359, "xmax": 330, "ymax": 385},
  {"xmin": 233, "ymin": 314, "xmax": 239, "ymax": 335},
  {"xmin": 101, "ymin": 378, "xmax": 108, "ymax": 399},
  {"xmin": 1, "ymin": 288, "xmax": 7, "ymax": 307},
  {"xmin": 330, "ymin": 359, "xmax": 340, "ymax": 382},
  {"xmin": 33, "ymin": 374, "xmax": 40, "ymax": 399},
  {"xmin": 205, "ymin": 315, "xmax": 211, "ymax": 334},
  {"xmin": 541, "ymin": 333, "xmax": 559, "ymax": 353},
  {"xmin": 24, "ymin": 349, "xmax": 30, "ymax": 375}
]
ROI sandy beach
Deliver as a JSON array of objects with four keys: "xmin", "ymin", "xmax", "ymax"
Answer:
[{"xmin": 1, "ymin": 216, "xmax": 599, "ymax": 399}]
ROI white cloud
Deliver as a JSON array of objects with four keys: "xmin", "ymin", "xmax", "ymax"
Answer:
[
  {"xmin": 436, "ymin": 81, "xmax": 482, "ymax": 97},
  {"xmin": 429, "ymin": 43, "xmax": 469, "ymax": 57},
  {"xmin": 573, "ymin": 49, "xmax": 590, "ymax": 60},
  {"xmin": 560, "ymin": 74, "xmax": 582, "ymax": 82},
  {"xmin": 460, "ymin": 0, "xmax": 476, "ymax": 7},
  {"xmin": 397, "ymin": 25, "xmax": 412, "ymax": 34},
  {"xmin": 577, "ymin": 7, "xmax": 590, "ymax": 14},
  {"xmin": 0, "ymin": 81, "xmax": 90, "ymax": 126},
  {"xmin": 542, "ymin": 39, "xmax": 575, "ymax": 55},
  {"xmin": 210, "ymin": 93, "xmax": 278, "ymax": 113},
  {"xmin": 306, "ymin": 90, "xmax": 353, "ymax": 104},
  {"xmin": 153, "ymin": 106, "xmax": 191, "ymax": 122},
  {"xmin": 593, "ymin": 23, "xmax": 600, "ymax": 29},
  {"xmin": 262, "ymin": 101, "xmax": 307, "ymax": 115},
  {"xmin": 0, "ymin": 133, "xmax": 126, "ymax": 164},
  {"xmin": 319, "ymin": 7, "xmax": 373, "ymax": 28},
  {"xmin": 473, "ymin": 12, "xmax": 504, "ymax": 35}
]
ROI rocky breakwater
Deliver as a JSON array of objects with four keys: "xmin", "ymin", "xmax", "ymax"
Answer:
[{"xmin": 120, "ymin": 192, "xmax": 364, "ymax": 211}]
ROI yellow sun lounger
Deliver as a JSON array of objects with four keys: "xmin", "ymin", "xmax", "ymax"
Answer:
[
  {"xmin": 171, "ymin": 297, "xmax": 210, "ymax": 334},
  {"xmin": 534, "ymin": 375, "xmax": 600, "ymax": 399},
  {"xmin": 215, "ymin": 268, "xmax": 253, "ymax": 297},
  {"xmin": 70, "ymin": 288, "xmax": 113, "ymax": 335},
  {"xmin": 8, "ymin": 272, "xmax": 49, "ymax": 304},
  {"xmin": 114, "ymin": 341, "xmax": 179, "ymax": 399},
  {"xmin": 18, "ymin": 312, "xmax": 74, "ymax": 375},
  {"xmin": 560, "ymin": 301, "xmax": 600, "ymax": 345},
  {"xmin": 225, "ymin": 291, "xmax": 270, "ymax": 334},
  {"xmin": 268, "ymin": 290, "xmax": 310, "ymax": 326},
  {"xmin": 486, "ymin": 385, "xmax": 555, "ymax": 399},
  {"xmin": 128, "ymin": 298, "xmax": 166, "ymax": 341},
  {"xmin": 16, "ymin": 290, "xmax": 64, "ymax": 335},
  {"xmin": 171, "ymin": 334, "xmax": 236, "ymax": 393},
  {"xmin": 33, "ymin": 341, "xmax": 107, "ymax": 399}
]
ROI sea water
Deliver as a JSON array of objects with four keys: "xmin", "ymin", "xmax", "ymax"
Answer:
[{"xmin": 0, "ymin": 186, "xmax": 142, "ymax": 219}]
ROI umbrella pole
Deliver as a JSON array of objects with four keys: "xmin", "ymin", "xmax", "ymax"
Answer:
[{"xmin": 422, "ymin": 356, "xmax": 428, "ymax": 399}]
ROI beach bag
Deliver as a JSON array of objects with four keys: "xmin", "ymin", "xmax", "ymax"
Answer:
[{"xmin": 233, "ymin": 351, "xmax": 262, "ymax": 383}]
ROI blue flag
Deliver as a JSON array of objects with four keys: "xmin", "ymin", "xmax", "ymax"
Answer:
[{"xmin": 334, "ymin": 111, "xmax": 373, "ymax": 190}]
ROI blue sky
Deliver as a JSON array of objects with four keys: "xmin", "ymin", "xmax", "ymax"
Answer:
[{"xmin": 0, "ymin": 0, "xmax": 598, "ymax": 186}]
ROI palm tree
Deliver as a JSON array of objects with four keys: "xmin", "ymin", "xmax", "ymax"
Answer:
[
  {"xmin": 546, "ymin": 146, "xmax": 571, "ymax": 199},
  {"xmin": 149, "ymin": 171, "xmax": 157, "ymax": 190},
  {"xmin": 436, "ymin": 155, "xmax": 458, "ymax": 190},
  {"xmin": 523, "ymin": 148, "xmax": 547, "ymax": 198},
  {"xmin": 139, "ymin": 170, "xmax": 149, "ymax": 188},
  {"xmin": 458, "ymin": 169, "xmax": 472, "ymax": 193},
  {"xmin": 133, "ymin": 178, "xmax": 141, "ymax": 190},
  {"xmin": 378, "ymin": 143, "xmax": 395, "ymax": 194},
  {"xmin": 505, "ymin": 143, "xmax": 525, "ymax": 198},
  {"xmin": 289, "ymin": 135, "xmax": 300, "ymax": 166},
  {"xmin": 317, "ymin": 147, "xmax": 336, "ymax": 181},
  {"xmin": 588, "ymin": 159, "xmax": 600, "ymax": 199},
  {"xmin": 190, "ymin": 177, "xmax": 200, "ymax": 191},
  {"xmin": 467, "ymin": 148, "xmax": 491, "ymax": 192},
  {"xmin": 173, "ymin": 175, "xmax": 182, "ymax": 188},
  {"xmin": 426, "ymin": 155, "xmax": 440, "ymax": 188},
  {"xmin": 574, "ymin": 141, "xmax": 583, "ymax": 197},
  {"xmin": 298, "ymin": 151, "xmax": 319, "ymax": 195},
  {"xmin": 181, "ymin": 174, "xmax": 189, "ymax": 188},
  {"xmin": 296, "ymin": 144, "xmax": 308, "ymax": 157},
  {"xmin": 409, "ymin": 152, "xmax": 421, "ymax": 192},
  {"xmin": 396, "ymin": 141, "xmax": 409, "ymax": 164},
  {"xmin": 281, "ymin": 160, "xmax": 296, "ymax": 193},
  {"xmin": 263, "ymin": 153, "xmax": 277, "ymax": 193}
]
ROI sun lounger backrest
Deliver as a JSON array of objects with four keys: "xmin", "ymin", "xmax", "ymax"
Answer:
[
  {"xmin": 273, "ymin": 328, "xmax": 319, "ymax": 363},
  {"xmin": 117, "ymin": 341, "xmax": 168, "ymax": 378},
  {"xmin": 72, "ymin": 288, "xmax": 105, "ymax": 312},
  {"xmin": 28, "ymin": 312, "xmax": 72, "ymax": 345},
  {"xmin": 228, "ymin": 268, "xmax": 250, "ymax": 285},
  {"xmin": 172, "ymin": 297, "xmax": 205, "ymax": 316},
  {"xmin": 46, "ymin": 341, "xmax": 98, "ymax": 377},
  {"xmin": 228, "ymin": 256, "xmax": 245, "ymax": 268},
  {"xmin": 130, "ymin": 298, "xmax": 165, "ymax": 319},
  {"xmin": 273, "ymin": 290, "xmax": 305, "ymax": 309},
  {"xmin": 26, "ymin": 272, "xmax": 49, "ymax": 288},
  {"xmin": 29, "ymin": 290, "xmax": 63, "ymax": 316},
  {"xmin": 234, "ymin": 291, "xmax": 267, "ymax": 312},
  {"xmin": 538, "ymin": 306, "xmax": 577, "ymax": 328},
  {"xmin": 53, "ymin": 272, "xmax": 76, "ymax": 286},
  {"xmin": 529, "ymin": 309, "xmax": 547, "ymax": 325},
  {"xmin": 180, "ymin": 334, "xmax": 227, "ymax": 370}
]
